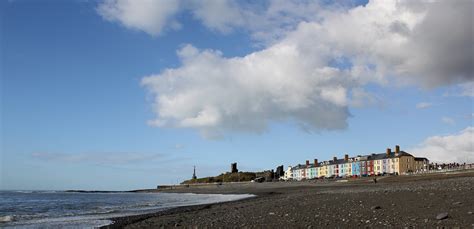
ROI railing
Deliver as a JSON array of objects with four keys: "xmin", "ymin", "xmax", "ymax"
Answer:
[{"xmin": 409, "ymin": 164, "xmax": 474, "ymax": 175}]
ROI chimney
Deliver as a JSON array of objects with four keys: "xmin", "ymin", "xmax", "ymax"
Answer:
[
  {"xmin": 306, "ymin": 160, "xmax": 310, "ymax": 167},
  {"xmin": 333, "ymin": 156, "xmax": 337, "ymax": 162},
  {"xmin": 314, "ymin": 159, "xmax": 318, "ymax": 165},
  {"xmin": 344, "ymin": 154, "xmax": 349, "ymax": 161},
  {"xmin": 395, "ymin": 145, "xmax": 400, "ymax": 154},
  {"xmin": 386, "ymin": 148, "xmax": 391, "ymax": 156}
]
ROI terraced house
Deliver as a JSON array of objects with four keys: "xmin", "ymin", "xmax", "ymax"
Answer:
[{"xmin": 286, "ymin": 145, "xmax": 429, "ymax": 181}]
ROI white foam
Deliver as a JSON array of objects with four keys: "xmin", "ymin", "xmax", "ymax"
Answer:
[
  {"xmin": 0, "ymin": 192, "xmax": 255, "ymax": 228},
  {"xmin": 0, "ymin": 215, "xmax": 14, "ymax": 223}
]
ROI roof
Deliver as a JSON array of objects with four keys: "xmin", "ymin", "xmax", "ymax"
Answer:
[
  {"xmin": 292, "ymin": 151, "xmax": 416, "ymax": 168},
  {"xmin": 368, "ymin": 151, "xmax": 413, "ymax": 160},
  {"xmin": 414, "ymin": 157, "xmax": 428, "ymax": 161},
  {"xmin": 291, "ymin": 164, "xmax": 306, "ymax": 170},
  {"xmin": 329, "ymin": 159, "xmax": 346, "ymax": 165}
]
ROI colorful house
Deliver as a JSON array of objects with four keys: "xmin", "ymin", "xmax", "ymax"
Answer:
[{"xmin": 288, "ymin": 145, "xmax": 428, "ymax": 180}]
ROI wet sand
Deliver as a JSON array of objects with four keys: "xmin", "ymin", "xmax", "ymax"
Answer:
[{"xmin": 103, "ymin": 171, "xmax": 474, "ymax": 228}]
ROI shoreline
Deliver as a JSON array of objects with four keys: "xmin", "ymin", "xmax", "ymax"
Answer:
[
  {"xmin": 102, "ymin": 171, "xmax": 474, "ymax": 228},
  {"xmin": 101, "ymin": 193, "xmax": 266, "ymax": 229}
]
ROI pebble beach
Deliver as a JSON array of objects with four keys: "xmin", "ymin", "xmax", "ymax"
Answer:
[{"xmin": 103, "ymin": 171, "xmax": 474, "ymax": 228}]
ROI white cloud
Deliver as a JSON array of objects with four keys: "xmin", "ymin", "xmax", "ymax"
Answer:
[
  {"xmin": 443, "ymin": 82, "xmax": 474, "ymax": 97},
  {"xmin": 142, "ymin": 42, "xmax": 360, "ymax": 138},
  {"xmin": 98, "ymin": 0, "xmax": 473, "ymax": 87},
  {"xmin": 416, "ymin": 102, "xmax": 432, "ymax": 109},
  {"xmin": 97, "ymin": 0, "xmax": 180, "ymax": 36},
  {"xmin": 97, "ymin": 0, "xmax": 326, "ymax": 42},
  {"xmin": 32, "ymin": 152, "xmax": 163, "ymax": 165},
  {"xmin": 410, "ymin": 127, "xmax": 474, "ymax": 163},
  {"xmin": 98, "ymin": 1, "xmax": 473, "ymax": 137},
  {"xmin": 441, "ymin": 117, "xmax": 455, "ymax": 125},
  {"xmin": 316, "ymin": 1, "xmax": 473, "ymax": 88},
  {"xmin": 459, "ymin": 82, "xmax": 474, "ymax": 97},
  {"xmin": 189, "ymin": 0, "xmax": 245, "ymax": 34}
]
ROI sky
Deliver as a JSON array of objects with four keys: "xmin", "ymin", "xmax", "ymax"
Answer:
[{"xmin": 1, "ymin": 0, "xmax": 473, "ymax": 191}]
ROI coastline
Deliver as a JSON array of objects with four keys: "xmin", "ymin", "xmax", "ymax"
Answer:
[
  {"xmin": 102, "ymin": 171, "xmax": 474, "ymax": 228},
  {"xmin": 101, "ymin": 194, "xmax": 264, "ymax": 229}
]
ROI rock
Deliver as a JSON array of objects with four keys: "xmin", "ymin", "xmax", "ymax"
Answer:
[
  {"xmin": 424, "ymin": 219, "xmax": 429, "ymax": 223},
  {"xmin": 436, "ymin": 212, "xmax": 448, "ymax": 220},
  {"xmin": 468, "ymin": 211, "xmax": 472, "ymax": 215},
  {"xmin": 371, "ymin": 206, "xmax": 382, "ymax": 210},
  {"xmin": 268, "ymin": 212, "xmax": 275, "ymax": 215},
  {"xmin": 452, "ymin": 201, "xmax": 462, "ymax": 205},
  {"xmin": 429, "ymin": 193, "xmax": 435, "ymax": 196}
]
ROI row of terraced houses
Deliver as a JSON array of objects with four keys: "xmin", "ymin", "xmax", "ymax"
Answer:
[{"xmin": 283, "ymin": 145, "xmax": 429, "ymax": 180}]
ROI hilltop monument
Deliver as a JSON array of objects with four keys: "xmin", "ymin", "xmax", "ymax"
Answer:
[
  {"xmin": 192, "ymin": 166, "xmax": 197, "ymax": 180},
  {"xmin": 231, "ymin": 163, "xmax": 238, "ymax": 173}
]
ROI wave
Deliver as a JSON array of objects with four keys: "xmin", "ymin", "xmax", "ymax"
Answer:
[
  {"xmin": 0, "ymin": 215, "xmax": 14, "ymax": 223},
  {"xmin": 0, "ymin": 192, "xmax": 254, "ymax": 228}
]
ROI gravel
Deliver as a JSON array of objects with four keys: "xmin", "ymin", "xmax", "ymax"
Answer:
[{"xmin": 103, "ymin": 171, "xmax": 474, "ymax": 228}]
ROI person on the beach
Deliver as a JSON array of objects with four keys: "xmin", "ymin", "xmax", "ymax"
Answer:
[{"xmin": 373, "ymin": 177, "xmax": 377, "ymax": 184}]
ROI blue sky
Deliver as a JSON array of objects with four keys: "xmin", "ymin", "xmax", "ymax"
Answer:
[{"xmin": 1, "ymin": 0, "xmax": 472, "ymax": 190}]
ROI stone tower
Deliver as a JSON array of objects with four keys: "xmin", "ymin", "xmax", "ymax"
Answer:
[{"xmin": 231, "ymin": 163, "xmax": 238, "ymax": 173}]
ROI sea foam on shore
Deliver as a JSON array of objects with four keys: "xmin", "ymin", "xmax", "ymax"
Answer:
[{"xmin": 0, "ymin": 191, "xmax": 254, "ymax": 228}]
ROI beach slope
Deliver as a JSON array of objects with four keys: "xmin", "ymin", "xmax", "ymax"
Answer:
[{"xmin": 105, "ymin": 171, "xmax": 474, "ymax": 228}]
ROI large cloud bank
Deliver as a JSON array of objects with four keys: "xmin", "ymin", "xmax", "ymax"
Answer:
[
  {"xmin": 411, "ymin": 127, "xmax": 474, "ymax": 163},
  {"xmin": 142, "ymin": 43, "xmax": 355, "ymax": 138},
  {"xmin": 99, "ymin": 0, "xmax": 473, "ymax": 137}
]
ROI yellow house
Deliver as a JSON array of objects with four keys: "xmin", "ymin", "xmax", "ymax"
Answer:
[{"xmin": 318, "ymin": 164, "xmax": 327, "ymax": 178}]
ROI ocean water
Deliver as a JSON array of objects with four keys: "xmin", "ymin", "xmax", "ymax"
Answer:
[{"xmin": 0, "ymin": 190, "xmax": 254, "ymax": 228}]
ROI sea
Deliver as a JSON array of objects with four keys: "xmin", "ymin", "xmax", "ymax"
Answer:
[{"xmin": 0, "ymin": 190, "xmax": 254, "ymax": 228}]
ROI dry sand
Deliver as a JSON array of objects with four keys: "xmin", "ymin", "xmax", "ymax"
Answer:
[{"xmin": 103, "ymin": 171, "xmax": 474, "ymax": 228}]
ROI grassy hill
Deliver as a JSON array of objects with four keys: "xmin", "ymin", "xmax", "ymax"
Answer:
[{"xmin": 181, "ymin": 172, "xmax": 257, "ymax": 184}]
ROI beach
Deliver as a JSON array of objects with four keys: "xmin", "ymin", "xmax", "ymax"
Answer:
[{"xmin": 104, "ymin": 171, "xmax": 474, "ymax": 228}]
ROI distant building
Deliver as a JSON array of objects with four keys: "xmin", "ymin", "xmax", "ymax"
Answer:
[
  {"xmin": 291, "ymin": 164, "xmax": 305, "ymax": 180},
  {"xmin": 275, "ymin": 165, "xmax": 284, "ymax": 179},
  {"xmin": 192, "ymin": 166, "xmax": 197, "ymax": 180},
  {"xmin": 283, "ymin": 166, "xmax": 293, "ymax": 180},
  {"xmin": 414, "ymin": 157, "xmax": 429, "ymax": 172},
  {"xmin": 231, "ymin": 163, "xmax": 238, "ymax": 173},
  {"xmin": 289, "ymin": 145, "xmax": 429, "ymax": 180}
]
